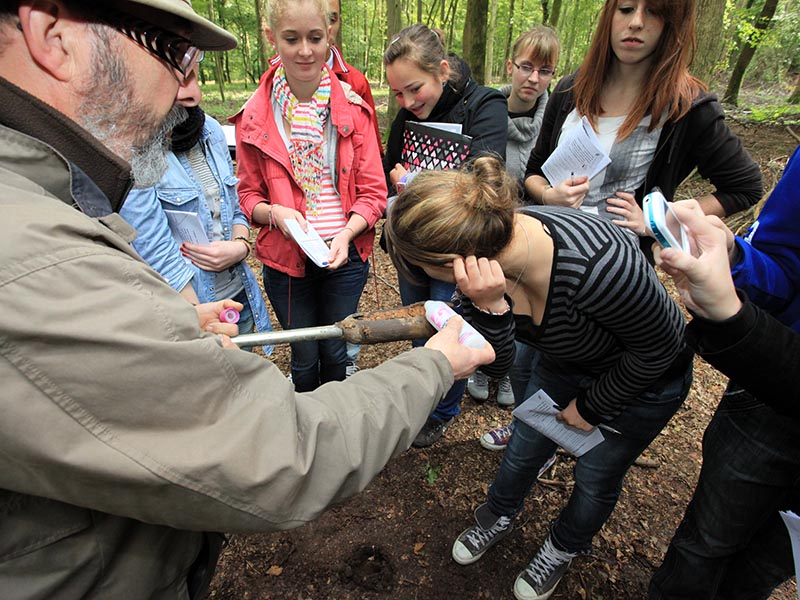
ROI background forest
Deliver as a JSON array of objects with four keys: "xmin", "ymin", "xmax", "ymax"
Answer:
[{"xmin": 193, "ymin": 0, "xmax": 800, "ymax": 124}]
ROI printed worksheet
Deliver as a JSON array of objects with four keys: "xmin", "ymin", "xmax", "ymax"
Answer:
[
  {"xmin": 164, "ymin": 210, "xmax": 209, "ymax": 264},
  {"xmin": 512, "ymin": 389, "xmax": 606, "ymax": 457},
  {"xmin": 541, "ymin": 115, "xmax": 611, "ymax": 186},
  {"xmin": 285, "ymin": 218, "xmax": 330, "ymax": 268}
]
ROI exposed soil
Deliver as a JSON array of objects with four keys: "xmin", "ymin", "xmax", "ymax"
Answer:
[{"xmin": 209, "ymin": 121, "xmax": 799, "ymax": 600}]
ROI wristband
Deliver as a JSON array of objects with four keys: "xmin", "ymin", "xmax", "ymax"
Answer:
[
  {"xmin": 474, "ymin": 300, "xmax": 511, "ymax": 316},
  {"xmin": 234, "ymin": 235, "xmax": 252, "ymax": 256}
]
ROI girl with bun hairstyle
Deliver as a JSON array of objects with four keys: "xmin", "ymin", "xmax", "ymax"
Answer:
[
  {"xmin": 385, "ymin": 155, "xmax": 691, "ymax": 600},
  {"xmin": 381, "ymin": 23, "xmax": 508, "ymax": 447},
  {"xmin": 524, "ymin": 0, "xmax": 761, "ymax": 250}
]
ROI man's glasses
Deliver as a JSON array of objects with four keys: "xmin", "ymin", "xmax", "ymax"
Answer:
[
  {"xmin": 512, "ymin": 61, "xmax": 555, "ymax": 78},
  {"xmin": 115, "ymin": 19, "xmax": 204, "ymax": 80}
]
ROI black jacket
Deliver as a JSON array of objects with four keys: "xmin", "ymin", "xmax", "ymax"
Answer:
[
  {"xmin": 525, "ymin": 73, "xmax": 763, "ymax": 216},
  {"xmin": 687, "ymin": 293, "xmax": 800, "ymax": 418}
]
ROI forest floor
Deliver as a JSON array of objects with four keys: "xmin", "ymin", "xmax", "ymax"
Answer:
[{"xmin": 208, "ymin": 119, "xmax": 800, "ymax": 600}]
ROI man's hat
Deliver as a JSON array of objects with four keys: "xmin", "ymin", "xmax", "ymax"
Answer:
[{"xmin": 108, "ymin": 0, "xmax": 237, "ymax": 50}]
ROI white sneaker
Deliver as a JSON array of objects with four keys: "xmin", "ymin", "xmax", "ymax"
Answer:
[
  {"xmin": 514, "ymin": 535, "xmax": 577, "ymax": 600},
  {"xmin": 467, "ymin": 370, "xmax": 489, "ymax": 401},
  {"xmin": 496, "ymin": 375, "xmax": 514, "ymax": 406},
  {"xmin": 345, "ymin": 361, "xmax": 360, "ymax": 377}
]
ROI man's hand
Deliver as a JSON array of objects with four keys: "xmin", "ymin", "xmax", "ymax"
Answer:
[
  {"xmin": 424, "ymin": 316, "xmax": 495, "ymax": 380},
  {"xmin": 194, "ymin": 299, "xmax": 243, "ymax": 348}
]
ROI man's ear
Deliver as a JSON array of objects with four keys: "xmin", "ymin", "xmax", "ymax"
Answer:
[{"xmin": 18, "ymin": 0, "xmax": 80, "ymax": 83}]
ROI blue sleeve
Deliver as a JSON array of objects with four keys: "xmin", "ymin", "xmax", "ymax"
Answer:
[
  {"xmin": 120, "ymin": 189, "xmax": 196, "ymax": 293},
  {"xmin": 731, "ymin": 145, "xmax": 800, "ymax": 328}
]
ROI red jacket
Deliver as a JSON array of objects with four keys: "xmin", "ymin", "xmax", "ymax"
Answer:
[{"xmin": 230, "ymin": 64, "xmax": 387, "ymax": 278}]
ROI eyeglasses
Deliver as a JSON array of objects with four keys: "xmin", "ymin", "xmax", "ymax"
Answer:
[
  {"xmin": 512, "ymin": 61, "xmax": 555, "ymax": 78},
  {"xmin": 114, "ymin": 19, "xmax": 204, "ymax": 80}
]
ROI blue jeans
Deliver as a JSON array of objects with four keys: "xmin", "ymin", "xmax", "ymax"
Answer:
[
  {"xmin": 398, "ymin": 264, "xmax": 466, "ymax": 421},
  {"xmin": 230, "ymin": 287, "xmax": 255, "ymax": 351},
  {"xmin": 263, "ymin": 245, "xmax": 369, "ymax": 392},
  {"xmin": 487, "ymin": 354, "xmax": 692, "ymax": 553},
  {"xmin": 649, "ymin": 383, "xmax": 800, "ymax": 600}
]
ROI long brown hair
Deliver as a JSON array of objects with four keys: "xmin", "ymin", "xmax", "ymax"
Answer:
[{"xmin": 573, "ymin": 0, "xmax": 705, "ymax": 140}]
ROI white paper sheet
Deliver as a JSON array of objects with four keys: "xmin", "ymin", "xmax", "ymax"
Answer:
[
  {"xmin": 779, "ymin": 510, "xmax": 800, "ymax": 599},
  {"xmin": 541, "ymin": 115, "xmax": 611, "ymax": 186},
  {"xmin": 285, "ymin": 218, "xmax": 330, "ymax": 268},
  {"xmin": 163, "ymin": 210, "xmax": 209, "ymax": 264},
  {"xmin": 512, "ymin": 389, "xmax": 606, "ymax": 457}
]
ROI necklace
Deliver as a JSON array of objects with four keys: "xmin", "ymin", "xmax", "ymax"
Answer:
[{"xmin": 509, "ymin": 219, "xmax": 532, "ymax": 296}]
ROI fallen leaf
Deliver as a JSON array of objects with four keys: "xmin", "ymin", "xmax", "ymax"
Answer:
[{"xmin": 266, "ymin": 565, "xmax": 283, "ymax": 576}]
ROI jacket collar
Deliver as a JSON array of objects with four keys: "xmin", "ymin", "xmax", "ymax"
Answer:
[{"xmin": 0, "ymin": 76, "xmax": 133, "ymax": 213}]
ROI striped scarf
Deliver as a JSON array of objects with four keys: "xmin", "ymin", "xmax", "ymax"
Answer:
[{"xmin": 273, "ymin": 64, "xmax": 331, "ymax": 216}]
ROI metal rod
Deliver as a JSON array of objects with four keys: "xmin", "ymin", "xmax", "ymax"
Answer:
[{"xmin": 232, "ymin": 325, "xmax": 344, "ymax": 348}]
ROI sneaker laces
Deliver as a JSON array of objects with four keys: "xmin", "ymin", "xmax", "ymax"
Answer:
[
  {"xmin": 465, "ymin": 515, "xmax": 512, "ymax": 549},
  {"xmin": 498, "ymin": 376, "xmax": 512, "ymax": 394},
  {"xmin": 473, "ymin": 370, "xmax": 488, "ymax": 386},
  {"xmin": 489, "ymin": 425, "xmax": 512, "ymax": 443},
  {"xmin": 523, "ymin": 537, "xmax": 574, "ymax": 586}
]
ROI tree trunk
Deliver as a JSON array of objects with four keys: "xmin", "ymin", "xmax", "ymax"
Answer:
[
  {"xmin": 691, "ymin": 0, "xmax": 726, "ymax": 86},
  {"xmin": 549, "ymin": 0, "xmax": 561, "ymax": 27},
  {"xmin": 462, "ymin": 0, "xmax": 489, "ymax": 83},
  {"xmin": 502, "ymin": 0, "xmax": 516, "ymax": 80},
  {"xmin": 723, "ymin": 0, "xmax": 780, "ymax": 106},
  {"xmin": 253, "ymin": 0, "xmax": 267, "ymax": 75},
  {"xmin": 540, "ymin": 0, "xmax": 549, "ymax": 24},
  {"xmin": 207, "ymin": 0, "xmax": 225, "ymax": 101},
  {"xmin": 789, "ymin": 76, "xmax": 800, "ymax": 104},
  {"xmin": 386, "ymin": 0, "xmax": 403, "ymax": 125},
  {"xmin": 485, "ymin": 0, "xmax": 499, "ymax": 79}
]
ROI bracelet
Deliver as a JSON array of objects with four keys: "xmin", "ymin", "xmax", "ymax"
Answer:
[
  {"xmin": 234, "ymin": 235, "xmax": 252, "ymax": 256},
  {"xmin": 343, "ymin": 226, "xmax": 357, "ymax": 237},
  {"xmin": 474, "ymin": 300, "xmax": 511, "ymax": 316}
]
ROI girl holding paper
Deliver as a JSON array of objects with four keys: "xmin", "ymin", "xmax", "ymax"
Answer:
[
  {"xmin": 524, "ymin": 0, "xmax": 761, "ymax": 250},
  {"xmin": 231, "ymin": 0, "xmax": 386, "ymax": 392},
  {"xmin": 384, "ymin": 156, "xmax": 691, "ymax": 600},
  {"xmin": 381, "ymin": 24, "xmax": 507, "ymax": 447}
]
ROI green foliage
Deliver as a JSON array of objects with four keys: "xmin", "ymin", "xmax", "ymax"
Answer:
[{"xmin": 425, "ymin": 462, "xmax": 442, "ymax": 485}]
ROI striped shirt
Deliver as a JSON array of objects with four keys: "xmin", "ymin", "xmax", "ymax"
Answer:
[
  {"xmin": 464, "ymin": 206, "xmax": 685, "ymax": 422},
  {"xmin": 307, "ymin": 166, "xmax": 347, "ymax": 239}
]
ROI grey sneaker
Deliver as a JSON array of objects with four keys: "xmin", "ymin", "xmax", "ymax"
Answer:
[
  {"xmin": 467, "ymin": 370, "xmax": 489, "ymax": 401},
  {"xmin": 496, "ymin": 375, "xmax": 514, "ymax": 406},
  {"xmin": 412, "ymin": 416, "xmax": 454, "ymax": 448},
  {"xmin": 345, "ymin": 361, "xmax": 360, "ymax": 377},
  {"xmin": 480, "ymin": 424, "xmax": 513, "ymax": 451},
  {"xmin": 513, "ymin": 535, "xmax": 577, "ymax": 600},
  {"xmin": 452, "ymin": 503, "xmax": 514, "ymax": 565}
]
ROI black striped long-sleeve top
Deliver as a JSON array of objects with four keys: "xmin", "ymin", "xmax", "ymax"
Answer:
[{"xmin": 463, "ymin": 206, "xmax": 686, "ymax": 424}]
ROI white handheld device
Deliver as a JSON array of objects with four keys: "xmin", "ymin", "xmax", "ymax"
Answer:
[{"xmin": 642, "ymin": 187, "xmax": 691, "ymax": 253}]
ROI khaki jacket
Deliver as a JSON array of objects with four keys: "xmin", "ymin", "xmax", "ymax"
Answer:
[{"xmin": 0, "ymin": 78, "xmax": 450, "ymax": 599}]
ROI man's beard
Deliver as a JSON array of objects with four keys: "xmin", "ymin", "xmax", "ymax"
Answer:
[{"xmin": 77, "ymin": 24, "xmax": 188, "ymax": 188}]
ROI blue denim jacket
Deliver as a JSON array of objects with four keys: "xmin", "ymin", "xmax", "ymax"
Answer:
[{"xmin": 121, "ymin": 115, "xmax": 273, "ymax": 354}]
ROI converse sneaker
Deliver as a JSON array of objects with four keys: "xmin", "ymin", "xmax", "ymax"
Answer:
[
  {"xmin": 452, "ymin": 502, "xmax": 514, "ymax": 565},
  {"xmin": 480, "ymin": 424, "xmax": 513, "ymax": 451},
  {"xmin": 513, "ymin": 535, "xmax": 577, "ymax": 600},
  {"xmin": 411, "ymin": 416, "xmax": 454, "ymax": 448},
  {"xmin": 345, "ymin": 361, "xmax": 360, "ymax": 377},
  {"xmin": 467, "ymin": 370, "xmax": 490, "ymax": 401},
  {"xmin": 496, "ymin": 375, "xmax": 514, "ymax": 406}
]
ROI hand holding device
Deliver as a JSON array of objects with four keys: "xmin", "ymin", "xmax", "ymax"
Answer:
[{"xmin": 643, "ymin": 187, "xmax": 691, "ymax": 253}]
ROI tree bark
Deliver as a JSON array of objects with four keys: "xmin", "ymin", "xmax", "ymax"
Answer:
[
  {"xmin": 691, "ymin": 0, "xmax": 727, "ymax": 86},
  {"xmin": 723, "ymin": 0, "xmax": 780, "ymax": 105},
  {"xmin": 253, "ymin": 0, "xmax": 267, "ymax": 75},
  {"xmin": 789, "ymin": 76, "xmax": 800, "ymax": 104},
  {"xmin": 462, "ymin": 0, "xmax": 489, "ymax": 83},
  {"xmin": 485, "ymin": 0, "xmax": 499, "ymax": 79},
  {"xmin": 386, "ymin": 0, "xmax": 403, "ymax": 125}
]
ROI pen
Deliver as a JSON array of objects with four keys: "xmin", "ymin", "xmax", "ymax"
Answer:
[{"xmin": 598, "ymin": 424, "xmax": 621, "ymax": 435}]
